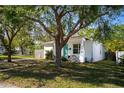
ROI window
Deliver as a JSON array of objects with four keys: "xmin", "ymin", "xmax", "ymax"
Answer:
[{"xmin": 73, "ymin": 44, "xmax": 80, "ymax": 54}]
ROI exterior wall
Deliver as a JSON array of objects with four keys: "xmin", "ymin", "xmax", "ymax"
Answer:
[
  {"xmin": 67, "ymin": 37, "xmax": 82, "ymax": 58},
  {"xmin": 92, "ymin": 42, "xmax": 105, "ymax": 62},
  {"xmin": 84, "ymin": 40, "xmax": 93, "ymax": 62},
  {"xmin": 35, "ymin": 49, "xmax": 44, "ymax": 59},
  {"xmin": 79, "ymin": 38, "xmax": 86, "ymax": 63},
  {"xmin": 43, "ymin": 37, "xmax": 105, "ymax": 63},
  {"xmin": 64, "ymin": 38, "xmax": 105, "ymax": 62}
]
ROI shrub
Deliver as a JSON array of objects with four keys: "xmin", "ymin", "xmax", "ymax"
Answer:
[
  {"xmin": 45, "ymin": 50, "xmax": 53, "ymax": 60},
  {"xmin": 61, "ymin": 56, "xmax": 68, "ymax": 61}
]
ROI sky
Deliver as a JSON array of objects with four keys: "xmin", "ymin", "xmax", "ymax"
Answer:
[
  {"xmin": 88, "ymin": 11, "xmax": 124, "ymax": 29},
  {"xmin": 112, "ymin": 12, "xmax": 124, "ymax": 25}
]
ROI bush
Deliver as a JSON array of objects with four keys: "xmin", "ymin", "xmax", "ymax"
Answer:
[
  {"xmin": 45, "ymin": 50, "xmax": 53, "ymax": 60},
  {"xmin": 106, "ymin": 51, "xmax": 116, "ymax": 61},
  {"xmin": 61, "ymin": 56, "xmax": 68, "ymax": 61}
]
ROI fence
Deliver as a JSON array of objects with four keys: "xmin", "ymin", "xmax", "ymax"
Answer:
[
  {"xmin": 116, "ymin": 51, "xmax": 124, "ymax": 63},
  {"xmin": 35, "ymin": 49, "xmax": 44, "ymax": 59}
]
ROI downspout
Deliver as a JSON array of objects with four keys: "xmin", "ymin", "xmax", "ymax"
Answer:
[
  {"xmin": 79, "ymin": 37, "xmax": 86, "ymax": 63},
  {"xmin": 90, "ymin": 33, "xmax": 94, "ymax": 62},
  {"xmin": 91, "ymin": 40, "xmax": 93, "ymax": 62}
]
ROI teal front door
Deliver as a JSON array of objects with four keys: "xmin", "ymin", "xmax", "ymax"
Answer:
[{"xmin": 63, "ymin": 44, "xmax": 68, "ymax": 58}]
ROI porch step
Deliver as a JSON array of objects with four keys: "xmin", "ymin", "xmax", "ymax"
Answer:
[{"xmin": 68, "ymin": 55, "xmax": 80, "ymax": 62}]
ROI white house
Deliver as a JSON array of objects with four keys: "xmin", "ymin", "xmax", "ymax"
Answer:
[{"xmin": 43, "ymin": 35, "xmax": 105, "ymax": 63}]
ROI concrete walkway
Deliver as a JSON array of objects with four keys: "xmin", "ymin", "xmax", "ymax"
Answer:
[
  {"xmin": 0, "ymin": 83, "xmax": 17, "ymax": 88},
  {"xmin": 0, "ymin": 58, "xmax": 35, "ymax": 63}
]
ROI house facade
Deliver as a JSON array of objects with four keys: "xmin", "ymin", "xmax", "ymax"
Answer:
[{"xmin": 43, "ymin": 35, "xmax": 105, "ymax": 62}]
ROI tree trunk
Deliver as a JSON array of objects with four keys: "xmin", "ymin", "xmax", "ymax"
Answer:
[
  {"xmin": 7, "ymin": 48, "xmax": 12, "ymax": 62},
  {"xmin": 55, "ymin": 39, "xmax": 62, "ymax": 68},
  {"xmin": 7, "ymin": 42, "xmax": 12, "ymax": 62},
  {"xmin": 20, "ymin": 46, "xmax": 24, "ymax": 55}
]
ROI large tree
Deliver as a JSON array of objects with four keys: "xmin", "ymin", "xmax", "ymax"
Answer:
[
  {"xmin": 13, "ymin": 26, "xmax": 34, "ymax": 55},
  {"xmin": 25, "ymin": 6, "xmax": 123, "ymax": 67},
  {"xmin": 0, "ymin": 6, "xmax": 29, "ymax": 62}
]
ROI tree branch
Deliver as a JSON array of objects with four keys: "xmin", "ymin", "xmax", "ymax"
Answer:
[
  {"xmin": 26, "ymin": 16, "xmax": 55, "ymax": 37},
  {"xmin": 61, "ymin": 11, "xmax": 109, "ymax": 48},
  {"xmin": 1, "ymin": 37, "xmax": 8, "ymax": 50},
  {"xmin": 12, "ymin": 23, "xmax": 25, "ymax": 38},
  {"xmin": 4, "ymin": 27, "xmax": 11, "ymax": 41}
]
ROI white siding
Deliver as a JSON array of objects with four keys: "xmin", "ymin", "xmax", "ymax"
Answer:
[
  {"xmin": 43, "ymin": 37, "xmax": 105, "ymax": 62},
  {"xmin": 92, "ymin": 42, "xmax": 105, "ymax": 62},
  {"xmin": 84, "ymin": 40, "xmax": 93, "ymax": 62},
  {"xmin": 67, "ymin": 37, "xmax": 82, "ymax": 58},
  {"xmin": 79, "ymin": 38, "xmax": 86, "ymax": 63},
  {"xmin": 67, "ymin": 39, "xmax": 105, "ymax": 62},
  {"xmin": 35, "ymin": 50, "xmax": 44, "ymax": 59}
]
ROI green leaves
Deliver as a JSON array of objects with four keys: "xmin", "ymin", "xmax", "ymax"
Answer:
[
  {"xmin": 3, "ymin": 6, "xmax": 20, "ymax": 25},
  {"xmin": 102, "ymin": 25, "xmax": 124, "ymax": 52}
]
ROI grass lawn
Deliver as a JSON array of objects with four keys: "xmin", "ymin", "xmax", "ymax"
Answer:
[
  {"xmin": 0, "ymin": 59, "xmax": 124, "ymax": 88},
  {"xmin": 0, "ymin": 55, "xmax": 34, "ymax": 60}
]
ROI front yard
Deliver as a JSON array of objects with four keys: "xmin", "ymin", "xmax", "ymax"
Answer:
[
  {"xmin": 0, "ymin": 59, "xmax": 124, "ymax": 88},
  {"xmin": 0, "ymin": 55, "xmax": 33, "ymax": 60}
]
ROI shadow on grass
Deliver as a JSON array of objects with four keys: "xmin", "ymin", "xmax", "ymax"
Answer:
[
  {"xmin": 60, "ymin": 61, "xmax": 124, "ymax": 87},
  {"xmin": 0, "ymin": 60, "xmax": 124, "ymax": 87}
]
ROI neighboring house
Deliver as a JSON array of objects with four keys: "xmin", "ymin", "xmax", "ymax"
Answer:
[
  {"xmin": 43, "ymin": 34, "xmax": 105, "ymax": 63},
  {"xmin": 0, "ymin": 47, "xmax": 3, "ymax": 54},
  {"xmin": 0, "ymin": 41, "xmax": 4, "ymax": 54},
  {"xmin": 34, "ymin": 40, "xmax": 45, "ymax": 59}
]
